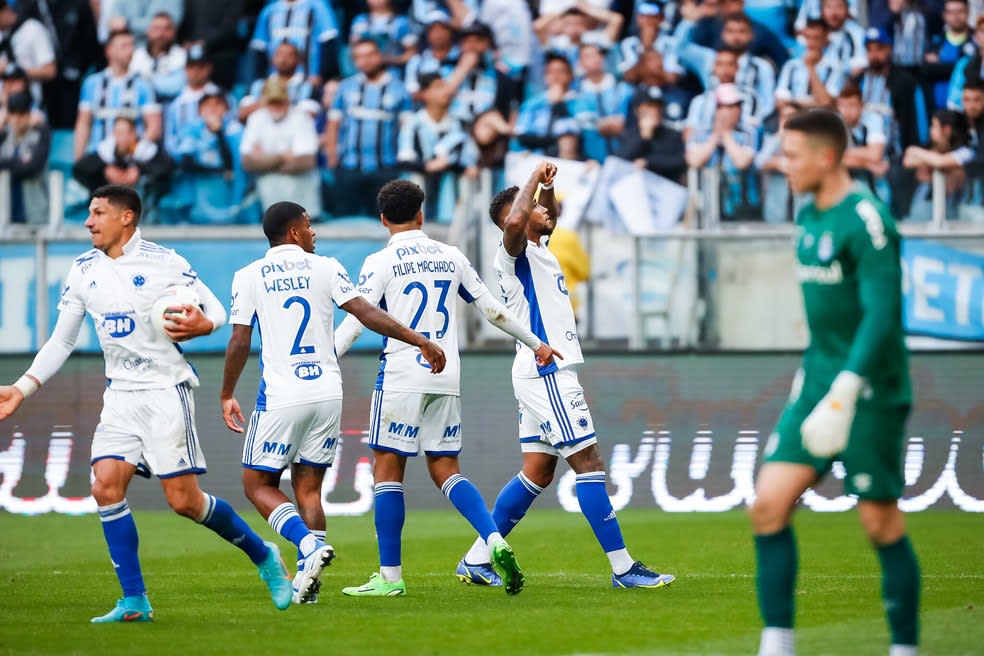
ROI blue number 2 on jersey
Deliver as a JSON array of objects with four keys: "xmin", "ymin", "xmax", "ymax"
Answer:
[
  {"xmin": 283, "ymin": 296, "xmax": 316, "ymax": 355},
  {"xmin": 402, "ymin": 279, "xmax": 452, "ymax": 339}
]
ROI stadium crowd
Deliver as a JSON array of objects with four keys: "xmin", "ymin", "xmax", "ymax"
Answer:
[{"xmin": 0, "ymin": 0, "xmax": 982, "ymax": 225}]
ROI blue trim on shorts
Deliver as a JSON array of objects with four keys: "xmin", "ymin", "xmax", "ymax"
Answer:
[
  {"xmin": 544, "ymin": 374, "xmax": 577, "ymax": 442},
  {"xmin": 564, "ymin": 432, "xmax": 596, "ymax": 446},
  {"xmin": 243, "ymin": 410, "xmax": 261, "ymax": 466},
  {"xmin": 518, "ymin": 436, "xmax": 543, "ymax": 443},
  {"xmin": 424, "ymin": 450, "xmax": 461, "ymax": 457},
  {"xmin": 90, "ymin": 455, "xmax": 127, "ymax": 465},
  {"xmin": 368, "ymin": 390, "xmax": 383, "ymax": 448},
  {"xmin": 158, "ymin": 467, "xmax": 207, "ymax": 480},
  {"xmin": 241, "ymin": 463, "xmax": 285, "ymax": 473},
  {"xmin": 369, "ymin": 443, "xmax": 418, "ymax": 457},
  {"xmin": 175, "ymin": 384, "xmax": 197, "ymax": 467},
  {"xmin": 297, "ymin": 458, "xmax": 331, "ymax": 469}
]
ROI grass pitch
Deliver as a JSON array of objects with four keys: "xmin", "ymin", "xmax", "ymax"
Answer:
[{"xmin": 0, "ymin": 509, "xmax": 980, "ymax": 655}]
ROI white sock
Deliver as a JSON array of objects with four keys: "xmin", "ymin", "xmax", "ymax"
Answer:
[
  {"xmin": 312, "ymin": 529, "xmax": 326, "ymax": 545},
  {"xmin": 379, "ymin": 566, "xmax": 402, "ymax": 583},
  {"xmin": 484, "ymin": 532, "xmax": 504, "ymax": 550},
  {"xmin": 607, "ymin": 548, "xmax": 634, "ymax": 576},
  {"xmin": 758, "ymin": 627, "xmax": 795, "ymax": 656},
  {"xmin": 299, "ymin": 534, "xmax": 318, "ymax": 559},
  {"xmin": 464, "ymin": 536, "xmax": 491, "ymax": 565},
  {"xmin": 889, "ymin": 646, "xmax": 918, "ymax": 656}
]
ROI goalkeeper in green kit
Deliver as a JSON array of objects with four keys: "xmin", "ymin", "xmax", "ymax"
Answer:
[{"xmin": 748, "ymin": 109, "xmax": 919, "ymax": 656}]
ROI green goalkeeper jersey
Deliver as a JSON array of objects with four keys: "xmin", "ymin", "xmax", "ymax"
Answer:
[{"xmin": 795, "ymin": 183, "xmax": 911, "ymax": 406}]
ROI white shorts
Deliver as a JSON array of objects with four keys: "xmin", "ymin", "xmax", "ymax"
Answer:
[
  {"xmin": 91, "ymin": 384, "xmax": 206, "ymax": 479},
  {"xmin": 242, "ymin": 400, "xmax": 342, "ymax": 472},
  {"xmin": 368, "ymin": 390, "xmax": 462, "ymax": 457},
  {"xmin": 515, "ymin": 369, "xmax": 597, "ymax": 457}
]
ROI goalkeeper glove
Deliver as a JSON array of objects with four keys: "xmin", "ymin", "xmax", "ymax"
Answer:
[{"xmin": 800, "ymin": 371, "xmax": 864, "ymax": 458}]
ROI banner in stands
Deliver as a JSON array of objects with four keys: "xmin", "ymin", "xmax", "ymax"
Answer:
[
  {"xmin": 0, "ymin": 239, "xmax": 386, "ymax": 353},
  {"xmin": 902, "ymin": 240, "xmax": 984, "ymax": 342},
  {"xmin": 2, "ymin": 353, "xmax": 981, "ymax": 516}
]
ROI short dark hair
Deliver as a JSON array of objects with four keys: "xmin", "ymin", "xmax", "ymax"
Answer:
[
  {"xmin": 489, "ymin": 186, "xmax": 519, "ymax": 227},
  {"xmin": 783, "ymin": 108, "xmax": 849, "ymax": 159},
  {"xmin": 544, "ymin": 51, "xmax": 573, "ymax": 73},
  {"xmin": 92, "ymin": 185, "xmax": 142, "ymax": 223},
  {"xmin": 837, "ymin": 82, "xmax": 862, "ymax": 100},
  {"xmin": 803, "ymin": 17, "xmax": 828, "ymax": 31},
  {"xmin": 417, "ymin": 72, "xmax": 442, "ymax": 92},
  {"xmin": 377, "ymin": 179, "xmax": 425, "ymax": 224},
  {"xmin": 351, "ymin": 37, "xmax": 379, "ymax": 52},
  {"xmin": 263, "ymin": 201, "xmax": 307, "ymax": 244},
  {"xmin": 944, "ymin": 0, "xmax": 969, "ymax": 7},
  {"xmin": 106, "ymin": 29, "xmax": 133, "ymax": 45},
  {"xmin": 723, "ymin": 11, "xmax": 753, "ymax": 28},
  {"xmin": 151, "ymin": 11, "xmax": 175, "ymax": 24},
  {"xmin": 963, "ymin": 80, "xmax": 984, "ymax": 93}
]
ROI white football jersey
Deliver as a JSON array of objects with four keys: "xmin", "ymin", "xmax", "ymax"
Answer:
[
  {"xmin": 354, "ymin": 230, "xmax": 489, "ymax": 395},
  {"xmin": 57, "ymin": 230, "xmax": 226, "ymax": 390},
  {"xmin": 230, "ymin": 244, "xmax": 361, "ymax": 411},
  {"xmin": 494, "ymin": 239, "xmax": 584, "ymax": 379}
]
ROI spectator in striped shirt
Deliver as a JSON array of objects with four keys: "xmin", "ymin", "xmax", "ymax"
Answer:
[
  {"xmin": 574, "ymin": 42, "xmax": 634, "ymax": 162},
  {"xmin": 397, "ymin": 72, "xmax": 476, "ymax": 221},
  {"xmin": 887, "ymin": 0, "xmax": 927, "ymax": 68},
  {"xmin": 618, "ymin": 2, "xmax": 684, "ymax": 84},
  {"xmin": 535, "ymin": 3, "xmax": 624, "ymax": 71},
  {"xmin": 837, "ymin": 83, "xmax": 891, "ymax": 189},
  {"xmin": 239, "ymin": 41, "xmax": 319, "ymax": 123},
  {"xmin": 349, "ymin": 0, "xmax": 418, "ymax": 71},
  {"xmin": 924, "ymin": 0, "xmax": 976, "ymax": 112},
  {"xmin": 945, "ymin": 15, "xmax": 984, "ymax": 109},
  {"xmin": 404, "ymin": 10, "xmax": 460, "ymax": 98},
  {"xmin": 822, "ymin": 0, "xmax": 868, "ymax": 77},
  {"xmin": 324, "ymin": 38, "xmax": 411, "ymax": 216},
  {"xmin": 249, "ymin": 0, "xmax": 340, "ymax": 86},
  {"xmin": 74, "ymin": 30, "xmax": 160, "ymax": 160},
  {"xmin": 775, "ymin": 19, "xmax": 845, "ymax": 109},
  {"xmin": 513, "ymin": 52, "xmax": 580, "ymax": 158},
  {"xmin": 683, "ymin": 49, "xmax": 760, "ymax": 143},
  {"xmin": 128, "ymin": 12, "xmax": 186, "ymax": 103}
]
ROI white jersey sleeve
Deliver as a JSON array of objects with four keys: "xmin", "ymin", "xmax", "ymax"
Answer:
[{"xmin": 333, "ymin": 251, "xmax": 392, "ymax": 357}]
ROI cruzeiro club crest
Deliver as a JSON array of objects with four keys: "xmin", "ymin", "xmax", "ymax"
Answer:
[
  {"xmin": 816, "ymin": 232, "xmax": 834, "ymax": 263},
  {"xmin": 132, "ymin": 274, "xmax": 146, "ymax": 287}
]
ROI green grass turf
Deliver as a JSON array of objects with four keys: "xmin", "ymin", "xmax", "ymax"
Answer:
[{"xmin": 0, "ymin": 509, "xmax": 980, "ymax": 655}]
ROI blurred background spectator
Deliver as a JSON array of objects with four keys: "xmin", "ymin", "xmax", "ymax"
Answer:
[
  {"xmin": 0, "ymin": 0, "xmax": 57, "ymax": 110},
  {"xmin": 514, "ymin": 51, "xmax": 579, "ymax": 158},
  {"xmin": 129, "ymin": 12, "xmax": 186, "ymax": 103},
  {"xmin": 575, "ymin": 41, "xmax": 633, "ymax": 162},
  {"xmin": 903, "ymin": 108, "xmax": 972, "ymax": 218},
  {"xmin": 98, "ymin": 0, "xmax": 183, "ymax": 45},
  {"xmin": 0, "ymin": 91, "xmax": 48, "ymax": 223},
  {"xmin": 774, "ymin": 19, "xmax": 844, "ymax": 109},
  {"xmin": 349, "ymin": 0, "xmax": 417, "ymax": 72},
  {"xmin": 325, "ymin": 38, "xmax": 409, "ymax": 216},
  {"xmin": 177, "ymin": 0, "xmax": 245, "ymax": 90},
  {"xmin": 239, "ymin": 40, "xmax": 318, "ymax": 121},
  {"xmin": 249, "ymin": 0, "xmax": 340, "ymax": 86},
  {"xmin": 615, "ymin": 86, "xmax": 686, "ymax": 181},
  {"xmin": 240, "ymin": 76, "xmax": 320, "ymax": 217},
  {"xmin": 72, "ymin": 115, "xmax": 171, "ymax": 197}
]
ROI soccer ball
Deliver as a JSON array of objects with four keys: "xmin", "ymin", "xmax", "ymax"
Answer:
[{"xmin": 150, "ymin": 285, "xmax": 202, "ymax": 340}]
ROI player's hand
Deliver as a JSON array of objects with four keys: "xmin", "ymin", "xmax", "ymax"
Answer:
[
  {"xmin": 800, "ymin": 371, "xmax": 863, "ymax": 458},
  {"xmin": 533, "ymin": 342, "xmax": 563, "ymax": 367},
  {"xmin": 0, "ymin": 385, "xmax": 25, "ymax": 420},
  {"xmin": 541, "ymin": 161, "xmax": 558, "ymax": 186},
  {"xmin": 222, "ymin": 397, "xmax": 245, "ymax": 433},
  {"xmin": 163, "ymin": 304, "xmax": 214, "ymax": 342},
  {"xmin": 418, "ymin": 340, "xmax": 446, "ymax": 374}
]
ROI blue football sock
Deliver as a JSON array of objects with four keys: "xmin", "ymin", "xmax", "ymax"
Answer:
[
  {"xmin": 575, "ymin": 472, "xmax": 626, "ymax": 553},
  {"xmin": 442, "ymin": 474, "xmax": 498, "ymax": 541},
  {"xmin": 492, "ymin": 472, "xmax": 542, "ymax": 538},
  {"xmin": 374, "ymin": 482, "xmax": 404, "ymax": 567},
  {"xmin": 267, "ymin": 502, "xmax": 317, "ymax": 559},
  {"xmin": 197, "ymin": 493, "xmax": 269, "ymax": 565},
  {"xmin": 98, "ymin": 500, "xmax": 146, "ymax": 597}
]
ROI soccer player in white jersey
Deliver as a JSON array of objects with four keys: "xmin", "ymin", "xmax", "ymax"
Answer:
[
  {"xmin": 220, "ymin": 201, "xmax": 446, "ymax": 604},
  {"xmin": 0, "ymin": 185, "xmax": 295, "ymax": 622},
  {"xmin": 456, "ymin": 162, "xmax": 676, "ymax": 589},
  {"xmin": 334, "ymin": 180, "xmax": 561, "ymax": 597}
]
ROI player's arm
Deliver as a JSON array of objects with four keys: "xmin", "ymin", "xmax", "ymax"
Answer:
[
  {"xmin": 339, "ymin": 296, "xmax": 446, "ymax": 374},
  {"xmin": 801, "ymin": 202, "xmax": 902, "ymax": 457},
  {"xmin": 220, "ymin": 271, "xmax": 257, "ymax": 432},
  {"xmin": 502, "ymin": 161, "xmax": 556, "ymax": 257},
  {"xmin": 0, "ymin": 310, "xmax": 84, "ymax": 420},
  {"xmin": 334, "ymin": 257, "xmax": 386, "ymax": 357}
]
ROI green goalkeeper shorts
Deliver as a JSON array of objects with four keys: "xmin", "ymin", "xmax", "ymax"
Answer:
[{"xmin": 764, "ymin": 388, "xmax": 911, "ymax": 501}]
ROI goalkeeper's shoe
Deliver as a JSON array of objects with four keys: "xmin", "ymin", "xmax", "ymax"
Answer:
[
  {"xmin": 90, "ymin": 595, "xmax": 154, "ymax": 623},
  {"xmin": 256, "ymin": 541, "xmax": 293, "ymax": 610},
  {"xmin": 455, "ymin": 558, "xmax": 503, "ymax": 587},
  {"xmin": 292, "ymin": 544, "xmax": 336, "ymax": 604},
  {"xmin": 342, "ymin": 573, "xmax": 406, "ymax": 597},
  {"xmin": 490, "ymin": 540, "xmax": 524, "ymax": 596},
  {"xmin": 612, "ymin": 562, "xmax": 676, "ymax": 589}
]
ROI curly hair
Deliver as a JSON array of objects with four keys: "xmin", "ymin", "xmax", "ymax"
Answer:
[
  {"xmin": 488, "ymin": 186, "xmax": 519, "ymax": 227},
  {"xmin": 377, "ymin": 179, "xmax": 425, "ymax": 224}
]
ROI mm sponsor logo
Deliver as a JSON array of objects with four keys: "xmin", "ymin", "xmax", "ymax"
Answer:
[
  {"xmin": 443, "ymin": 425, "xmax": 460, "ymax": 439},
  {"xmin": 388, "ymin": 423, "xmax": 420, "ymax": 439},
  {"xmin": 262, "ymin": 442, "xmax": 290, "ymax": 456}
]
